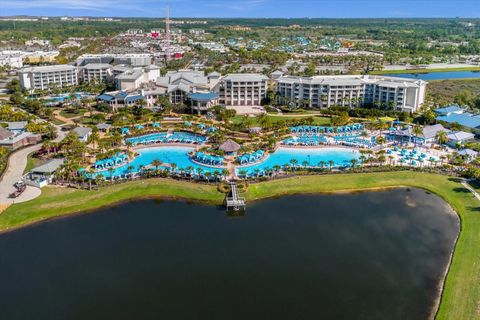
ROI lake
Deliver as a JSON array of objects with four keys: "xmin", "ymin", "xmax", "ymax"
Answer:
[
  {"xmin": 0, "ymin": 188, "xmax": 459, "ymax": 320},
  {"xmin": 385, "ymin": 70, "xmax": 480, "ymax": 81}
]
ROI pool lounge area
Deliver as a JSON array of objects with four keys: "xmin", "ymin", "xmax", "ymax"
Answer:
[
  {"xmin": 125, "ymin": 132, "xmax": 207, "ymax": 146},
  {"xmin": 90, "ymin": 146, "xmax": 226, "ymax": 179},
  {"xmin": 237, "ymin": 147, "xmax": 360, "ymax": 177}
]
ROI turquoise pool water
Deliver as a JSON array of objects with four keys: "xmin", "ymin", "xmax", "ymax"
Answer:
[
  {"xmin": 237, "ymin": 147, "xmax": 360, "ymax": 175},
  {"xmin": 93, "ymin": 146, "xmax": 223, "ymax": 178}
]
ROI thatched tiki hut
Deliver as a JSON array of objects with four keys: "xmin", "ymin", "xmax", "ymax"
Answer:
[{"xmin": 219, "ymin": 139, "xmax": 241, "ymax": 156}]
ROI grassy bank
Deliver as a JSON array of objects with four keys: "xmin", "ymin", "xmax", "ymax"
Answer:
[
  {"xmin": 370, "ymin": 66, "xmax": 480, "ymax": 75},
  {"xmin": 1, "ymin": 172, "xmax": 479, "ymax": 319}
]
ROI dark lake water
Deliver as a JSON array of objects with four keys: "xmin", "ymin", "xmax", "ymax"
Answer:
[
  {"xmin": 385, "ymin": 70, "xmax": 480, "ymax": 80},
  {"xmin": 0, "ymin": 188, "xmax": 459, "ymax": 320}
]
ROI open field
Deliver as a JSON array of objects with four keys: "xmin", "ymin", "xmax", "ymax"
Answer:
[
  {"xmin": 426, "ymin": 78, "xmax": 480, "ymax": 106},
  {"xmin": 1, "ymin": 172, "xmax": 479, "ymax": 319},
  {"xmin": 370, "ymin": 66, "xmax": 480, "ymax": 75}
]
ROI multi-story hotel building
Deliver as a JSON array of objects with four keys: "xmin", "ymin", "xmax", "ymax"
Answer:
[
  {"xmin": 18, "ymin": 65, "xmax": 78, "ymax": 91},
  {"xmin": 219, "ymin": 74, "xmax": 269, "ymax": 106},
  {"xmin": 79, "ymin": 63, "xmax": 113, "ymax": 83},
  {"xmin": 276, "ymin": 75, "xmax": 427, "ymax": 112}
]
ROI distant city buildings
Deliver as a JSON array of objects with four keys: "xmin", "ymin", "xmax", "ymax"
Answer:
[{"xmin": 0, "ymin": 52, "xmax": 23, "ymax": 68}]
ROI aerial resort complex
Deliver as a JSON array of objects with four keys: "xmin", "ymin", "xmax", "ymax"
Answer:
[{"xmin": 1, "ymin": 3, "xmax": 480, "ymax": 320}]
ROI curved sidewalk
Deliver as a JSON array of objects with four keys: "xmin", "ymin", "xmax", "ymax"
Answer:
[{"xmin": 0, "ymin": 145, "xmax": 42, "ymax": 207}]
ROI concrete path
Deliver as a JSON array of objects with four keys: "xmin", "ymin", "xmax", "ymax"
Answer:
[
  {"xmin": 461, "ymin": 180, "xmax": 480, "ymax": 201},
  {"xmin": 0, "ymin": 123, "xmax": 68, "ymax": 209},
  {"xmin": 0, "ymin": 144, "xmax": 42, "ymax": 206}
]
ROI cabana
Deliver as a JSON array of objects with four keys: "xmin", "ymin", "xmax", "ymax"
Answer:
[{"xmin": 219, "ymin": 139, "xmax": 241, "ymax": 156}]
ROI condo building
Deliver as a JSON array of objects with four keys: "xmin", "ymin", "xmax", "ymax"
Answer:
[
  {"xmin": 275, "ymin": 75, "xmax": 427, "ymax": 112},
  {"xmin": 18, "ymin": 65, "xmax": 78, "ymax": 91},
  {"xmin": 219, "ymin": 74, "xmax": 269, "ymax": 106},
  {"xmin": 79, "ymin": 63, "xmax": 113, "ymax": 83}
]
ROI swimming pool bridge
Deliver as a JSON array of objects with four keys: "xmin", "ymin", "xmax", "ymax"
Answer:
[{"xmin": 224, "ymin": 182, "xmax": 246, "ymax": 211}]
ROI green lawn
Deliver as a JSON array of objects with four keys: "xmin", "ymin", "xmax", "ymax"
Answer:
[
  {"xmin": 230, "ymin": 114, "xmax": 331, "ymax": 126},
  {"xmin": 1, "ymin": 172, "xmax": 479, "ymax": 319},
  {"xmin": 51, "ymin": 118, "xmax": 66, "ymax": 125},
  {"xmin": 370, "ymin": 66, "xmax": 480, "ymax": 75},
  {"xmin": 59, "ymin": 109, "xmax": 86, "ymax": 118},
  {"xmin": 23, "ymin": 153, "xmax": 47, "ymax": 174}
]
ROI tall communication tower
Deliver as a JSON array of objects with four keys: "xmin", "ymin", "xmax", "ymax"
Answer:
[{"xmin": 165, "ymin": 0, "xmax": 171, "ymax": 63}]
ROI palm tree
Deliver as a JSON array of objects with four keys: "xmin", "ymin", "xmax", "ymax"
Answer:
[
  {"xmin": 302, "ymin": 160, "xmax": 309, "ymax": 168},
  {"xmin": 328, "ymin": 160, "xmax": 335, "ymax": 171},
  {"xmin": 127, "ymin": 165, "xmax": 135, "ymax": 180},
  {"xmin": 170, "ymin": 162, "xmax": 177, "ymax": 173},
  {"xmin": 350, "ymin": 158, "xmax": 358, "ymax": 169},
  {"xmin": 435, "ymin": 131, "xmax": 448, "ymax": 145},
  {"xmin": 239, "ymin": 169, "xmax": 247, "ymax": 179},
  {"xmin": 318, "ymin": 160, "xmax": 326, "ymax": 169},
  {"xmin": 151, "ymin": 159, "xmax": 162, "ymax": 174},
  {"xmin": 222, "ymin": 168, "xmax": 229, "ymax": 179},
  {"xmin": 290, "ymin": 159, "xmax": 298, "ymax": 168},
  {"xmin": 108, "ymin": 167, "xmax": 115, "ymax": 183},
  {"xmin": 412, "ymin": 126, "xmax": 423, "ymax": 147},
  {"xmin": 205, "ymin": 171, "xmax": 212, "ymax": 181},
  {"xmin": 138, "ymin": 164, "xmax": 145, "ymax": 176}
]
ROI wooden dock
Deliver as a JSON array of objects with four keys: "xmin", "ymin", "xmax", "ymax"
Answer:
[{"xmin": 224, "ymin": 182, "xmax": 246, "ymax": 211}]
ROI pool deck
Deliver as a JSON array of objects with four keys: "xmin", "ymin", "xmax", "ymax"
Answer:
[{"xmin": 132, "ymin": 143, "xmax": 203, "ymax": 150}]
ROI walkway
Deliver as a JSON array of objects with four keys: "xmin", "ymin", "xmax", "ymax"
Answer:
[
  {"xmin": 0, "ymin": 123, "xmax": 68, "ymax": 210},
  {"xmin": 461, "ymin": 180, "xmax": 480, "ymax": 201},
  {"xmin": 0, "ymin": 144, "xmax": 42, "ymax": 207}
]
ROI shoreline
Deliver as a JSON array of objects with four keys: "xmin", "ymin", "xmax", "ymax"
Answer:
[
  {"xmin": 0, "ymin": 172, "xmax": 478, "ymax": 319},
  {"xmin": 0, "ymin": 180, "xmax": 462, "ymax": 320}
]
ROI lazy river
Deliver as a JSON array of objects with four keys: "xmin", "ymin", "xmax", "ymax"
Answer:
[{"xmin": 93, "ymin": 146, "xmax": 360, "ymax": 178}]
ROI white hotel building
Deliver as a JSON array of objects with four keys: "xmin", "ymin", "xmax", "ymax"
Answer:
[
  {"xmin": 18, "ymin": 65, "xmax": 78, "ymax": 91},
  {"xmin": 276, "ymin": 75, "xmax": 427, "ymax": 112},
  {"xmin": 219, "ymin": 74, "xmax": 269, "ymax": 106}
]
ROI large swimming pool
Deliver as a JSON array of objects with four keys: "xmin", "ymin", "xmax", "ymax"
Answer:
[
  {"xmin": 94, "ymin": 146, "xmax": 224, "ymax": 178},
  {"xmin": 237, "ymin": 147, "xmax": 360, "ymax": 175}
]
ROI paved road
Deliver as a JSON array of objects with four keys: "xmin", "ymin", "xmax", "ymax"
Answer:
[
  {"xmin": 461, "ymin": 180, "xmax": 480, "ymax": 201},
  {"xmin": 0, "ymin": 123, "xmax": 68, "ymax": 207},
  {"xmin": 0, "ymin": 144, "xmax": 42, "ymax": 205}
]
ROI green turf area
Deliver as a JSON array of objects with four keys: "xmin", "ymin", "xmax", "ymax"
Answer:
[
  {"xmin": 23, "ymin": 153, "xmax": 47, "ymax": 174},
  {"xmin": 1, "ymin": 172, "xmax": 479, "ymax": 319},
  {"xmin": 370, "ymin": 66, "xmax": 480, "ymax": 75},
  {"xmin": 59, "ymin": 109, "xmax": 86, "ymax": 118},
  {"xmin": 51, "ymin": 118, "xmax": 66, "ymax": 125},
  {"xmin": 230, "ymin": 114, "xmax": 331, "ymax": 126}
]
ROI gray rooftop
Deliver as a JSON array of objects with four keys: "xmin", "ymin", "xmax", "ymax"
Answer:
[
  {"xmin": 72, "ymin": 127, "xmax": 92, "ymax": 137},
  {"xmin": 277, "ymin": 75, "xmax": 426, "ymax": 88},
  {"xmin": 0, "ymin": 127, "xmax": 14, "ymax": 140},
  {"xmin": 19, "ymin": 64, "xmax": 77, "ymax": 73},
  {"xmin": 31, "ymin": 158, "xmax": 65, "ymax": 174},
  {"xmin": 223, "ymin": 73, "xmax": 269, "ymax": 82}
]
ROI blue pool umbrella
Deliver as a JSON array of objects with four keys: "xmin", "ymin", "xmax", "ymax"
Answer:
[
  {"xmin": 121, "ymin": 127, "xmax": 130, "ymax": 135},
  {"xmin": 135, "ymin": 124, "xmax": 144, "ymax": 130},
  {"xmin": 184, "ymin": 121, "xmax": 192, "ymax": 127},
  {"xmin": 152, "ymin": 122, "xmax": 161, "ymax": 128}
]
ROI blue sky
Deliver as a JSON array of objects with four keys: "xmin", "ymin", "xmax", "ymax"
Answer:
[{"xmin": 1, "ymin": 0, "xmax": 479, "ymax": 18}]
